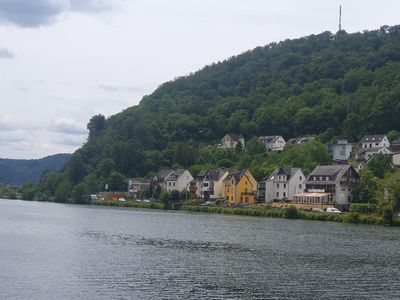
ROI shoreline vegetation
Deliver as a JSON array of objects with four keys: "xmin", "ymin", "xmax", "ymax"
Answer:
[{"xmin": 90, "ymin": 200, "xmax": 400, "ymax": 226}]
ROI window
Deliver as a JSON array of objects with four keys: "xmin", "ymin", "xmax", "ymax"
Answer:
[
  {"xmin": 276, "ymin": 192, "xmax": 279, "ymax": 197},
  {"xmin": 283, "ymin": 183, "xmax": 286, "ymax": 188},
  {"xmin": 277, "ymin": 183, "xmax": 280, "ymax": 188},
  {"xmin": 173, "ymin": 182, "xmax": 175, "ymax": 186},
  {"xmin": 283, "ymin": 192, "xmax": 286, "ymax": 197},
  {"xmin": 299, "ymin": 184, "xmax": 302, "ymax": 189},
  {"xmin": 299, "ymin": 176, "xmax": 302, "ymax": 181}
]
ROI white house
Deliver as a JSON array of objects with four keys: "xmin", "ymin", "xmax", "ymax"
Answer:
[
  {"xmin": 165, "ymin": 169, "xmax": 194, "ymax": 192},
  {"xmin": 329, "ymin": 139, "xmax": 353, "ymax": 161},
  {"xmin": 361, "ymin": 135, "xmax": 390, "ymax": 148},
  {"xmin": 258, "ymin": 136, "xmax": 286, "ymax": 152},
  {"xmin": 218, "ymin": 134, "xmax": 245, "ymax": 149},
  {"xmin": 356, "ymin": 135, "xmax": 391, "ymax": 161},
  {"xmin": 265, "ymin": 167, "xmax": 305, "ymax": 202}
]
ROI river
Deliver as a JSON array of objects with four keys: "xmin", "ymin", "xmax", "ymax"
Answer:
[{"xmin": 0, "ymin": 199, "xmax": 399, "ymax": 299}]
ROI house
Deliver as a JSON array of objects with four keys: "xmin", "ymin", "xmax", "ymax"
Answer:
[
  {"xmin": 328, "ymin": 139, "xmax": 353, "ymax": 161},
  {"xmin": 258, "ymin": 136, "xmax": 286, "ymax": 151},
  {"xmin": 152, "ymin": 169, "xmax": 172, "ymax": 190},
  {"xmin": 218, "ymin": 134, "xmax": 245, "ymax": 149},
  {"xmin": 196, "ymin": 169, "xmax": 229, "ymax": 200},
  {"xmin": 293, "ymin": 165, "xmax": 359, "ymax": 208},
  {"xmin": 356, "ymin": 147, "xmax": 392, "ymax": 161},
  {"xmin": 128, "ymin": 178, "xmax": 150, "ymax": 196},
  {"xmin": 356, "ymin": 135, "xmax": 391, "ymax": 160},
  {"xmin": 361, "ymin": 135, "xmax": 390, "ymax": 148},
  {"xmin": 224, "ymin": 169, "xmax": 257, "ymax": 205},
  {"xmin": 265, "ymin": 167, "xmax": 305, "ymax": 202},
  {"xmin": 165, "ymin": 169, "xmax": 194, "ymax": 192},
  {"xmin": 287, "ymin": 136, "xmax": 316, "ymax": 145}
]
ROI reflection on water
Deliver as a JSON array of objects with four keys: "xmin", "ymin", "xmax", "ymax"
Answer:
[{"xmin": 0, "ymin": 199, "xmax": 399, "ymax": 299}]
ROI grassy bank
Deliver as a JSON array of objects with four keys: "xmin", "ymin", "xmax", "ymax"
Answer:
[
  {"xmin": 91, "ymin": 200, "xmax": 400, "ymax": 226},
  {"xmin": 91, "ymin": 200, "xmax": 165, "ymax": 210},
  {"xmin": 180, "ymin": 205, "xmax": 400, "ymax": 226}
]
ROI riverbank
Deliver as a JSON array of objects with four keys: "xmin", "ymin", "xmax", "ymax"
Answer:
[
  {"xmin": 91, "ymin": 200, "xmax": 165, "ymax": 209},
  {"xmin": 90, "ymin": 200, "xmax": 400, "ymax": 226}
]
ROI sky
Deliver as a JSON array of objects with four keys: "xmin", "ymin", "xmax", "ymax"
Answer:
[{"xmin": 0, "ymin": 0, "xmax": 399, "ymax": 159}]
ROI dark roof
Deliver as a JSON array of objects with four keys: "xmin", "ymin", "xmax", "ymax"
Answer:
[
  {"xmin": 268, "ymin": 167, "xmax": 299, "ymax": 181},
  {"xmin": 226, "ymin": 133, "xmax": 243, "ymax": 141},
  {"xmin": 165, "ymin": 169, "xmax": 186, "ymax": 181},
  {"xmin": 207, "ymin": 169, "xmax": 226, "ymax": 181},
  {"xmin": 306, "ymin": 165, "xmax": 358, "ymax": 184},
  {"xmin": 224, "ymin": 170, "xmax": 246, "ymax": 185},
  {"xmin": 258, "ymin": 135, "xmax": 282, "ymax": 144},
  {"xmin": 156, "ymin": 169, "xmax": 172, "ymax": 179},
  {"xmin": 197, "ymin": 170, "xmax": 207, "ymax": 178},
  {"xmin": 361, "ymin": 135, "xmax": 387, "ymax": 143}
]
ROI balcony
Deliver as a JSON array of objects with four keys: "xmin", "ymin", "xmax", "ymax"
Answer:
[{"xmin": 241, "ymin": 191, "xmax": 255, "ymax": 196}]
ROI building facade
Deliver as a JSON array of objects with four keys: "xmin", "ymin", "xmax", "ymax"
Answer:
[{"xmin": 265, "ymin": 167, "xmax": 305, "ymax": 202}]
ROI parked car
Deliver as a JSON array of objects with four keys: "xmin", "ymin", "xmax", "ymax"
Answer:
[
  {"xmin": 311, "ymin": 207, "xmax": 324, "ymax": 213},
  {"xmin": 118, "ymin": 198, "xmax": 126, "ymax": 202},
  {"xmin": 135, "ymin": 199, "xmax": 142, "ymax": 202},
  {"xmin": 142, "ymin": 199, "xmax": 151, "ymax": 203},
  {"xmin": 326, "ymin": 207, "xmax": 341, "ymax": 214}
]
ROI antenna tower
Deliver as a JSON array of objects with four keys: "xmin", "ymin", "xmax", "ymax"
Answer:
[{"xmin": 339, "ymin": 5, "xmax": 342, "ymax": 31}]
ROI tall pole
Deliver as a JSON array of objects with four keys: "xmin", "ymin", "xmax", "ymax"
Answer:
[{"xmin": 339, "ymin": 5, "xmax": 342, "ymax": 31}]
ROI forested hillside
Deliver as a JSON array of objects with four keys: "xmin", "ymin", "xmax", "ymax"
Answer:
[
  {"xmin": 32, "ymin": 25, "xmax": 400, "ymax": 202},
  {"xmin": 0, "ymin": 154, "xmax": 71, "ymax": 186}
]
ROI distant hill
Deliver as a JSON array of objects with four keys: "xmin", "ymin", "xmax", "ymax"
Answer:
[{"xmin": 0, "ymin": 154, "xmax": 71, "ymax": 186}]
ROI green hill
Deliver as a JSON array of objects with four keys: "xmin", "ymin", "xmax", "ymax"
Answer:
[
  {"xmin": 35, "ymin": 25, "xmax": 400, "ymax": 202},
  {"xmin": 0, "ymin": 154, "xmax": 71, "ymax": 186}
]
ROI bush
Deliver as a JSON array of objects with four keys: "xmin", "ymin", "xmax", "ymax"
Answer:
[
  {"xmin": 350, "ymin": 203, "xmax": 381, "ymax": 213},
  {"xmin": 284, "ymin": 205, "xmax": 299, "ymax": 219},
  {"xmin": 381, "ymin": 205, "xmax": 394, "ymax": 225}
]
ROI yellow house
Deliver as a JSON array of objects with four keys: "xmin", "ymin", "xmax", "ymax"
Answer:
[{"xmin": 224, "ymin": 170, "xmax": 257, "ymax": 205}]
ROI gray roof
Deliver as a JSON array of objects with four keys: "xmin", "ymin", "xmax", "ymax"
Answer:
[
  {"xmin": 259, "ymin": 135, "xmax": 282, "ymax": 144},
  {"xmin": 165, "ymin": 169, "xmax": 186, "ymax": 181},
  {"xmin": 268, "ymin": 167, "xmax": 299, "ymax": 181},
  {"xmin": 224, "ymin": 169, "xmax": 246, "ymax": 185},
  {"xmin": 306, "ymin": 165, "xmax": 358, "ymax": 184},
  {"xmin": 156, "ymin": 169, "xmax": 172, "ymax": 180},
  {"xmin": 207, "ymin": 169, "xmax": 227, "ymax": 181},
  {"xmin": 361, "ymin": 135, "xmax": 387, "ymax": 143}
]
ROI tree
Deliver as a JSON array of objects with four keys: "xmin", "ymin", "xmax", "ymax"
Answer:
[
  {"xmin": 368, "ymin": 154, "xmax": 393, "ymax": 178},
  {"xmin": 107, "ymin": 171, "xmax": 127, "ymax": 192},
  {"xmin": 245, "ymin": 137, "xmax": 265, "ymax": 156},
  {"xmin": 87, "ymin": 114, "xmax": 106, "ymax": 138},
  {"xmin": 21, "ymin": 182, "xmax": 37, "ymax": 200},
  {"xmin": 352, "ymin": 170, "xmax": 378, "ymax": 203},
  {"xmin": 71, "ymin": 183, "xmax": 89, "ymax": 204}
]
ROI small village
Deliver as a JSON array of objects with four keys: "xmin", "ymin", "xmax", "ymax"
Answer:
[{"xmin": 96, "ymin": 133, "xmax": 400, "ymax": 213}]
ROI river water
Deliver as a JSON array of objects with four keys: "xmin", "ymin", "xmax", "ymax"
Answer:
[{"xmin": 0, "ymin": 199, "xmax": 399, "ymax": 299}]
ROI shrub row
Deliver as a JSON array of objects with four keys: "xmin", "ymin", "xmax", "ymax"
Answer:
[
  {"xmin": 91, "ymin": 200, "xmax": 164, "ymax": 210},
  {"xmin": 349, "ymin": 203, "xmax": 382, "ymax": 213}
]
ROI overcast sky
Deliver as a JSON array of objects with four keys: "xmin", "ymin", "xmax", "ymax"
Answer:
[{"xmin": 0, "ymin": 0, "xmax": 399, "ymax": 159}]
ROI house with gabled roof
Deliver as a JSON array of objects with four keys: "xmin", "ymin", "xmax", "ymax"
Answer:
[
  {"xmin": 224, "ymin": 169, "xmax": 257, "ymax": 205},
  {"xmin": 218, "ymin": 133, "xmax": 245, "ymax": 149},
  {"xmin": 265, "ymin": 167, "xmax": 305, "ymax": 202},
  {"xmin": 165, "ymin": 169, "xmax": 194, "ymax": 192},
  {"xmin": 356, "ymin": 135, "xmax": 391, "ymax": 161},
  {"xmin": 152, "ymin": 169, "xmax": 173, "ymax": 190},
  {"xmin": 258, "ymin": 135, "xmax": 286, "ymax": 151},
  {"xmin": 293, "ymin": 165, "xmax": 359, "ymax": 208}
]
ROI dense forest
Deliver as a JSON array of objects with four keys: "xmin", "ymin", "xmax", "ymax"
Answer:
[{"xmin": 24, "ymin": 25, "xmax": 400, "ymax": 203}]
